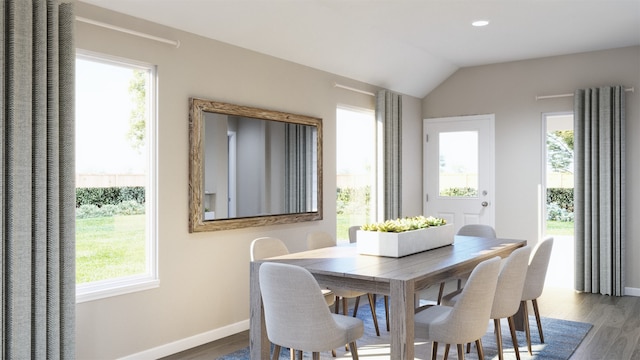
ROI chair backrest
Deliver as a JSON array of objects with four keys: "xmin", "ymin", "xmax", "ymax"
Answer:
[
  {"xmin": 348, "ymin": 225, "xmax": 360, "ymax": 243},
  {"xmin": 456, "ymin": 224, "xmax": 497, "ymax": 238},
  {"xmin": 438, "ymin": 256, "xmax": 501, "ymax": 342},
  {"xmin": 259, "ymin": 262, "xmax": 345, "ymax": 351},
  {"xmin": 490, "ymin": 246, "xmax": 532, "ymax": 319},
  {"xmin": 250, "ymin": 237, "xmax": 289, "ymax": 261},
  {"xmin": 521, "ymin": 237, "xmax": 554, "ymax": 301},
  {"xmin": 307, "ymin": 231, "xmax": 336, "ymax": 250}
]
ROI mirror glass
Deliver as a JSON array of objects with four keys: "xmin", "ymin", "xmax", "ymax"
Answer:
[{"xmin": 189, "ymin": 98, "xmax": 323, "ymax": 232}]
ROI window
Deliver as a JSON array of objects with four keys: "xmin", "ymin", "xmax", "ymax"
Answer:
[
  {"xmin": 438, "ymin": 131, "xmax": 478, "ymax": 197},
  {"xmin": 336, "ymin": 106, "xmax": 377, "ymax": 242},
  {"xmin": 75, "ymin": 51, "xmax": 158, "ymax": 302}
]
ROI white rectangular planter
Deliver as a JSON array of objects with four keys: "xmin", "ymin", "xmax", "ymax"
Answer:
[{"xmin": 356, "ymin": 224, "xmax": 454, "ymax": 257}]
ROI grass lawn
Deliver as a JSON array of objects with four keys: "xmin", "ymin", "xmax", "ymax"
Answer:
[
  {"xmin": 76, "ymin": 214, "xmax": 146, "ymax": 284},
  {"xmin": 546, "ymin": 220, "xmax": 575, "ymax": 236}
]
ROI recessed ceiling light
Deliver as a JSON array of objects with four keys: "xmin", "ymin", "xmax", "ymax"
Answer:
[{"xmin": 472, "ymin": 20, "xmax": 490, "ymax": 27}]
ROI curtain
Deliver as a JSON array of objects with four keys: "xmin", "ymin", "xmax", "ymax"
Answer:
[
  {"xmin": 376, "ymin": 90, "xmax": 402, "ymax": 220},
  {"xmin": 1, "ymin": 1, "xmax": 76, "ymax": 358},
  {"xmin": 574, "ymin": 85, "xmax": 625, "ymax": 296},
  {"xmin": 284, "ymin": 123, "xmax": 315, "ymax": 213}
]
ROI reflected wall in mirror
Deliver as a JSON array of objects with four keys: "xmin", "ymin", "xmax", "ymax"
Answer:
[{"xmin": 189, "ymin": 98, "xmax": 323, "ymax": 232}]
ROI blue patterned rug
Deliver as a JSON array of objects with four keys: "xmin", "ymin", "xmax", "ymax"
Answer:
[{"xmin": 219, "ymin": 297, "xmax": 591, "ymax": 359}]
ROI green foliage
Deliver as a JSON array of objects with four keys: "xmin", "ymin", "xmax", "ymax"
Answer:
[
  {"xmin": 76, "ymin": 200, "xmax": 145, "ymax": 219},
  {"xmin": 127, "ymin": 70, "xmax": 147, "ymax": 152},
  {"xmin": 547, "ymin": 131, "xmax": 574, "ymax": 173},
  {"xmin": 361, "ymin": 215, "xmax": 447, "ymax": 233},
  {"xmin": 547, "ymin": 187, "xmax": 573, "ymax": 212},
  {"xmin": 547, "ymin": 202, "xmax": 574, "ymax": 222},
  {"xmin": 440, "ymin": 187, "xmax": 477, "ymax": 197},
  {"xmin": 336, "ymin": 186, "xmax": 370, "ymax": 215},
  {"xmin": 76, "ymin": 186, "xmax": 145, "ymax": 208}
]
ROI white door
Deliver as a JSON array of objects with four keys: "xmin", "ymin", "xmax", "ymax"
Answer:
[{"xmin": 423, "ymin": 114, "xmax": 495, "ymax": 232}]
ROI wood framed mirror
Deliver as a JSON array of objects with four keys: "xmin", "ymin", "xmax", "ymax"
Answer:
[{"xmin": 189, "ymin": 98, "xmax": 323, "ymax": 232}]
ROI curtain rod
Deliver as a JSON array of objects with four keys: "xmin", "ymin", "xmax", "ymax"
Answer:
[
  {"xmin": 536, "ymin": 87, "xmax": 634, "ymax": 101},
  {"xmin": 334, "ymin": 83, "xmax": 375, "ymax": 97},
  {"xmin": 76, "ymin": 16, "xmax": 181, "ymax": 48}
]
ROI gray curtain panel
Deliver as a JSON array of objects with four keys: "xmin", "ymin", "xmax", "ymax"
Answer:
[
  {"xmin": 1, "ymin": 1, "xmax": 76, "ymax": 358},
  {"xmin": 285, "ymin": 123, "xmax": 313, "ymax": 213},
  {"xmin": 376, "ymin": 90, "xmax": 402, "ymax": 220},
  {"xmin": 574, "ymin": 85, "xmax": 625, "ymax": 296}
]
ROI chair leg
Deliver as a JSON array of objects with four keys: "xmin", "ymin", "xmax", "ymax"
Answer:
[
  {"xmin": 437, "ymin": 282, "xmax": 446, "ymax": 304},
  {"xmin": 457, "ymin": 343, "xmax": 465, "ymax": 360},
  {"xmin": 312, "ymin": 352, "xmax": 320, "ymax": 360},
  {"xmin": 522, "ymin": 300, "xmax": 533, "ymax": 355},
  {"xmin": 367, "ymin": 293, "xmax": 381, "ymax": 336},
  {"xmin": 494, "ymin": 318, "xmax": 504, "ymax": 360},
  {"xmin": 443, "ymin": 344, "xmax": 450, "ymax": 360},
  {"xmin": 475, "ymin": 339, "xmax": 484, "ymax": 360},
  {"xmin": 431, "ymin": 341, "xmax": 439, "ymax": 360},
  {"xmin": 352, "ymin": 296, "xmax": 360, "ymax": 316},
  {"xmin": 348, "ymin": 341, "xmax": 359, "ymax": 360},
  {"xmin": 272, "ymin": 345, "xmax": 281, "ymax": 360},
  {"xmin": 384, "ymin": 295, "xmax": 390, "ymax": 331},
  {"xmin": 332, "ymin": 349, "xmax": 336, "ymax": 357},
  {"xmin": 507, "ymin": 316, "xmax": 522, "ymax": 360},
  {"xmin": 298, "ymin": 350, "xmax": 303, "ymax": 360},
  {"xmin": 288, "ymin": 348, "xmax": 294, "ymax": 360},
  {"xmin": 532, "ymin": 298, "xmax": 544, "ymax": 343}
]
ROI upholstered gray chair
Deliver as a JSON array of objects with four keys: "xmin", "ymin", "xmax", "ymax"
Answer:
[
  {"xmin": 307, "ymin": 231, "xmax": 382, "ymax": 336},
  {"xmin": 415, "ymin": 256, "xmax": 501, "ymax": 360},
  {"xmin": 251, "ymin": 237, "xmax": 336, "ymax": 359},
  {"xmin": 521, "ymin": 237, "xmax": 554, "ymax": 355},
  {"xmin": 259, "ymin": 262, "xmax": 364, "ymax": 360},
  {"xmin": 442, "ymin": 246, "xmax": 532, "ymax": 360},
  {"xmin": 437, "ymin": 224, "xmax": 498, "ymax": 304},
  {"xmin": 251, "ymin": 237, "xmax": 335, "ymax": 306}
]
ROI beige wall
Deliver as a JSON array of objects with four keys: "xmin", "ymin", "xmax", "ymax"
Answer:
[
  {"xmin": 74, "ymin": 3, "xmax": 423, "ymax": 359},
  {"xmin": 423, "ymin": 46, "xmax": 640, "ymax": 286}
]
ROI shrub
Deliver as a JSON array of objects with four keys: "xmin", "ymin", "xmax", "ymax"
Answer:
[
  {"xmin": 547, "ymin": 202, "xmax": 574, "ymax": 222},
  {"xmin": 547, "ymin": 188, "xmax": 573, "ymax": 212},
  {"xmin": 440, "ymin": 187, "xmax": 477, "ymax": 197},
  {"xmin": 76, "ymin": 186, "xmax": 145, "ymax": 207},
  {"xmin": 117, "ymin": 200, "xmax": 145, "ymax": 215}
]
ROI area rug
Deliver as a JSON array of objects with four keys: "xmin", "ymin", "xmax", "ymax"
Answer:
[{"xmin": 219, "ymin": 298, "xmax": 591, "ymax": 359}]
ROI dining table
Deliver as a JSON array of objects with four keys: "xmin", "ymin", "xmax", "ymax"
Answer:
[{"xmin": 249, "ymin": 235, "xmax": 527, "ymax": 360}]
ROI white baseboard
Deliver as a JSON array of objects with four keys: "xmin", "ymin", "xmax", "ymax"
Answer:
[
  {"xmin": 118, "ymin": 319, "xmax": 249, "ymax": 360},
  {"xmin": 625, "ymin": 287, "xmax": 640, "ymax": 297}
]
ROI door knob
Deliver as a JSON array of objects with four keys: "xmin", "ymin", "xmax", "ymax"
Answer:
[{"xmin": 481, "ymin": 201, "xmax": 489, "ymax": 207}]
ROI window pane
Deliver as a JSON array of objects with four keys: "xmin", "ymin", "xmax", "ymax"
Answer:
[
  {"xmin": 336, "ymin": 107, "xmax": 375, "ymax": 242},
  {"xmin": 439, "ymin": 131, "xmax": 478, "ymax": 197},
  {"xmin": 75, "ymin": 55, "xmax": 153, "ymax": 286}
]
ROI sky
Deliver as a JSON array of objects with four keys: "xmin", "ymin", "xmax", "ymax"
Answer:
[
  {"xmin": 75, "ymin": 58, "xmax": 146, "ymax": 174},
  {"xmin": 336, "ymin": 107, "xmax": 375, "ymax": 175}
]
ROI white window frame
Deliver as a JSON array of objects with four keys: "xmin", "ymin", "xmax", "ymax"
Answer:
[{"xmin": 75, "ymin": 49, "xmax": 159, "ymax": 303}]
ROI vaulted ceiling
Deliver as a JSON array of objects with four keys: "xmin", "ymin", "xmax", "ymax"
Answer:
[{"xmin": 80, "ymin": 0, "xmax": 640, "ymax": 98}]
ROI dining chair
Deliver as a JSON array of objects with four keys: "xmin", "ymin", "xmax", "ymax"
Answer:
[
  {"xmin": 307, "ymin": 231, "xmax": 382, "ymax": 336},
  {"xmin": 259, "ymin": 262, "xmax": 364, "ymax": 360},
  {"xmin": 437, "ymin": 224, "xmax": 498, "ymax": 304},
  {"xmin": 415, "ymin": 256, "xmax": 501, "ymax": 360},
  {"xmin": 442, "ymin": 246, "xmax": 532, "ymax": 360},
  {"xmin": 521, "ymin": 236, "xmax": 554, "ymax": 355},
  {"xmin": 251, "ymin": 237, "xmax": 336, "ymax": 359}
]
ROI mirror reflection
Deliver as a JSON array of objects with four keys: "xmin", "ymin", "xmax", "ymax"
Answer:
[{"xmin": 189, "ymin": 98, "xmax": 323, "ymax": 232}]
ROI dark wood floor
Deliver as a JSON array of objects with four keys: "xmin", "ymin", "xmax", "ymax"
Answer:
[{"xmin": 161, "ymin": 286, "xmax": 640, "ymax": 359}]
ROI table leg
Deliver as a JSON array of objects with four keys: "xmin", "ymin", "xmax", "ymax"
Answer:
[
  {"xmin": 389, "ymin": 279, "xmax": 415, "ymax": 360},
  {"xmin": 249, "ymin": 262, "xmax": 270, "ymax": 359}
]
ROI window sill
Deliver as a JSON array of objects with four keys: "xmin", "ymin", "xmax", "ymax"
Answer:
[{"xmin": 76, "ymin": 275, "xmax": 159, "ymax": 303}]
